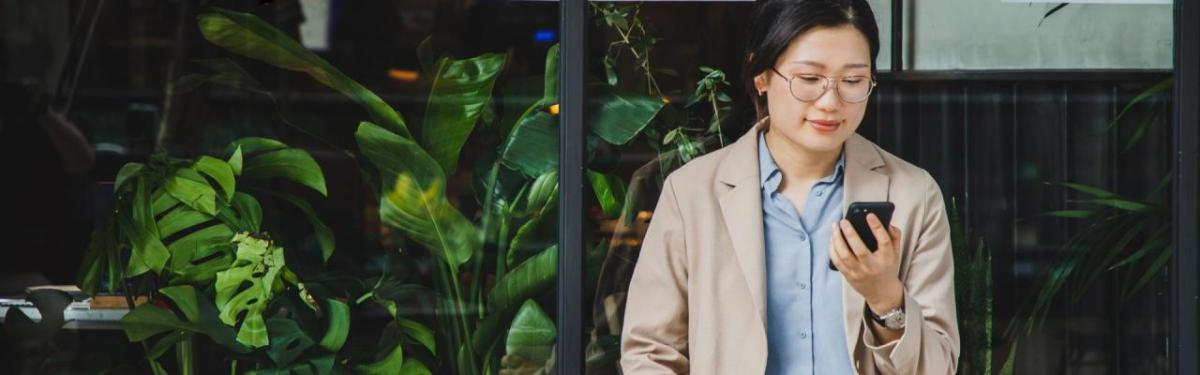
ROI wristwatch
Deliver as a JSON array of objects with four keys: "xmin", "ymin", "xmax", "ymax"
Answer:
[{"xmin": 865, "ymin": 304, "xmax": 905, "ymax": 330}]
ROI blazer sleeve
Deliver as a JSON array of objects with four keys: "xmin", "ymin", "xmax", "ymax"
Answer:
[
  {"xmin": 861, "ymin": 172, "xmax": 961, "ymax": 374},
  {"xmin": 620, "ymin": 176, "xmax": 691, "ymax": 374}
]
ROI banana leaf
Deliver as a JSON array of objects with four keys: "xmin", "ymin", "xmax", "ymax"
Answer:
[
  {"xmin": 420, "ymin": 53, "xmax": 507, "ymax": 175},
  {"xmin": 197, "ymin": 8, "xmax": 410, "ymax": 138}
]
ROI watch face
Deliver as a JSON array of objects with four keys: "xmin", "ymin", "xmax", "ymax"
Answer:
[
  {"xmin": 888, "ymin": 312, "xmax": 902, "ymax": 329},
  {"xmin": 883, "ymin": 309, "xmax": 905, "ymax": 329}
]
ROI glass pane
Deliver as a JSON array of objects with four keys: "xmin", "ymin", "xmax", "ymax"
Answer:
[
  {"xmin": 582, "ymin": 2, "xmax": 756, "ymax": 372},
  {"xmin": 908, "ymin": 1, "xmax": 1172, "ymax": 70},
  {"xmin": 591, "ymin": 1, "xmax": 1173, "ymax": 375},
  {"xmin": 0, "ymin": 0, "xmax": 559, "ymax": 374}
]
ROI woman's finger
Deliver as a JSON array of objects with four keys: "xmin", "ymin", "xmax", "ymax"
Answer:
[
  {"xmin": 866, "ymin": 213, "xmax": 893, "ymax": 252},
  {"xmin": 888, "ymin": 226, "xmax": 903, "ymax": 256},
  {"xmin": 830, "ymin": 222, "xmax": 858, "ymax": 269},
  {"xmin": 839, "ymin": 219, "xmax": 873, "ymax": 258}
]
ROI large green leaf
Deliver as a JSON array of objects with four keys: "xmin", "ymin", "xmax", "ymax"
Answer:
[
  {"xmin": 397, "ymin": 318, "xmax": 436, "ymax": 355},
  {"xmin": 171, "ymin": 248, "xmax": 234, "ymax": 285},
  {"xmin": 590, "ymin": 88, "xmax": 665, "ymax": 145},
  {"xmin": 420, "ymin": 53, "xmax": 507, "ymax": 175},
  {"xmin": 356, "ymin": 343, "xmax": 404, "ymax": 375},
  {"xmin": 242, "ymin": 148, "xmax": 328, "ymax": 196},
  {"xmin": 542, "ymin": 44, "xmax": 559, "ymax": 104},
  {"xmin": 525, "ymin": 171, "xmax": 558, "ymax": 216},
  {"xmin": 167, "ymin": 224, "xmax": 235, "ymax": 271},
  {"xmin": 227, "ymin": 137, "xmax": 288, "ymax": 156},
  {"xmin": 77, "ymin": 213, "xmax": 123, "ymax": 296},
  {"xmin": 265, "ymin": 319, "xmax": 316, "ymax": 367},
  {"xmin": 500, "ymin": 111, "xmax": 558, "ymax": 177},
  {"xmin": 215, "ymin": 233, "xmax": 287, "ymax": 348},
  {"xmin": 489, "ymin": 246, "xmax": 557, "ymax": 313},
  {"xmin": 158, "ymin": 206, "xmax": 212, "ymax": 239},
  {"xmin": 229, "ymin": 192, "xmax": 264, "ymax": 232},
  {"xmin": 114, "ymin": 162, "xmax": 144, "ymax": 192},
  {"xmin": 507, "ymin": 171, "xmax": 559, "ymax": 266},
  {"xmin": 174, "ymin": 285, "xmax": 250, "ymax": 353},
  {"xmin": 164, "ymin": 168, "xmax": 219, "ymax": 216},
  {"xmin": 197, "ymin": 8, "xmax": 410, "ymax": 137},
  {"xmin": 398, "ymin": 360, "xmax": 433, "ymax": 375},
  {"xmin": 505, "ymin": 300, "xmax": 556, "ymax": 365},
  {"xmin": 120, "ymin": 304, "xmax": 201, "ymax": 342},
  {"xmin": 159, "ymin": 285, "xmax": 201, "ymax": 322},
  {"xmin": 195, "ymin": 156, "xmax": 236, "ymax": 201},
  {"xmin": 587, "ymin": 170, "xmax": 626, "ymax": 219},
  {"xmin": 356, "ymin": 121, "xmax": 478, "ymax": 269},
  {"xmin": 123, "ymin": 178, "xmax": 170, "ymax": 276},
  {"xmin": 229, "ymin": 146, "xmax": 244, "ymax": 176},
  {"xmin": 317, "ymin": 299, "xmax": 350, "ymax": 352}
]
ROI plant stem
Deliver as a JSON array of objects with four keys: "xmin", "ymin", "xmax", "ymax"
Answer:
[
  {"xmin": 496, "ymin": 213, "xmax": 511, "ymax": 283},
  {"xmin": 230, "ymin": 359, "xmax": 237, "ymax": 375},
  {"xmin": 178, "ymin": 335, "xmax": 195, "ymax": 375},
  {"xmin": 447, "ymin": 268, "xmax": 478, "ymax": 374},
  {"xmin": 471, "ymin": 164, "xmax": 501, "ymax": 318},
  {"xmin": 435, "ymin": 261, "xmax": 476, "ymax": 375},
  {"xmin": 709, "ymin": 93, "xmax": 725, "ymax": 147}
]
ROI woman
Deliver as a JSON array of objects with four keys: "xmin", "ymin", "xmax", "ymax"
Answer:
[{"xmin": 619, "ymin": 1, "xmax": 959, "ymax": 374}]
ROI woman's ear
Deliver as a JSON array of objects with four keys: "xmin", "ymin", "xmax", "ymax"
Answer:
[{"xmin": 753, "ymin": 72, "xmax": 769, "ymax": 96}]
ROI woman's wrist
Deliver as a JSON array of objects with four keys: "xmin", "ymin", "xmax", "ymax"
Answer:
[{"xmin": 865, "ymin": 279, "xmax": 905, "ymax": 314}]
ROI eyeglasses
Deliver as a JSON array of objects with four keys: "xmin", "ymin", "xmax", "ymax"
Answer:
[{"xmin": 770, "ymin": 68, "xmax": 877, "ymax": 104}]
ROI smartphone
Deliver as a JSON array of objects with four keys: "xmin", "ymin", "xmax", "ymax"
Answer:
[{"xmin": 830, "ymin": 201, "xmax": 895, "ymax": 271}]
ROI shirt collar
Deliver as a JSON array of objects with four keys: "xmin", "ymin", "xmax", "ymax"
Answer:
[{"xmin": 758, "ymin": 132, "xmax": 846, "ymax": 192}]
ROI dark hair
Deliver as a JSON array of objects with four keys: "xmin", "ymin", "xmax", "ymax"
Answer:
[{"xmin": 742, "ymin": 0, "xmax": 881, "ymax": 120}]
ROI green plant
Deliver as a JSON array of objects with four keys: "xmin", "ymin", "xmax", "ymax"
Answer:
[
  {"xmin": 949, "ymin": 197, "xmax": 998, "ymax": 375},
  {"xmin": 75, "ymin": 135, "xmax": 435, "ymax": 374},
  {"xmin": 191, "ymin": 6, "xmax": 671, "ymax": 374},
  {"xmin": 1004, "ymin": 78, "xmax": 1173, "ymax": 370},
  {"xmin": 592, "ymin": 2, "xmax": 730, "ymax": 169},
  {"xmin": 583, "ymin": 4, "xmax": 740, "ymax": 373}
]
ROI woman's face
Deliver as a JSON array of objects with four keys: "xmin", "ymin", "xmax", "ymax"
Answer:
[{"xmin": 755, "ymin": 24, "xmax": 873, "ymax": 154}]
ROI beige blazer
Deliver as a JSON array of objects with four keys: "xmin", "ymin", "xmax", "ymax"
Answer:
[{"xmin": 620, "ymin": 120, "xmax": 959, "ymax": 374}]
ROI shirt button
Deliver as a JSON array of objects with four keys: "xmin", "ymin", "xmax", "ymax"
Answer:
[
  {"xmin": 800, "ymin": 234, "xmax": 808, "ymax": 241},
  {"xmin": 815, "ymin": 190, "xmax": 823, "ymax": 197},
  {"xmin": 799, "ymin": 332, "xmax": 808, "ymax": 339},
  {"xmin": 799, "ymin": 282, "xmax": 807, "ymax": 290}
]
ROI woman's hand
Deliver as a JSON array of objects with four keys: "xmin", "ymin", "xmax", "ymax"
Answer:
[{"xmin": 829, "ymin": 213, "xmax": 904, "ymax": 315}]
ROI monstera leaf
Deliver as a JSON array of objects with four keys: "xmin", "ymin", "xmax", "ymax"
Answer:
[
  {"xmin": 123, "ymin": 178, "xmax": 170, "ymax": 276},
  {"xmin": 356, "ymin": 121, "xmax": 478, "ymax": 269},
  {"xmin": 215, "ymin": 233, "xmax": 287, "ymax": 348}
]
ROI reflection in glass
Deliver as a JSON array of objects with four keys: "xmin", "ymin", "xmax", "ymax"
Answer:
[
  {"xmin": 1, "ymin": 1, "xmax": 559, "ymax": 374},
  {"xmin": 583, "ymin": 2, "xmax": 1173, "ymax": 375}
]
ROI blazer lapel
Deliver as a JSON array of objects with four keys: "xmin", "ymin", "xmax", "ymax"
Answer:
[
  {"xmin": 716, "ymin": 120, "xmax": 769, "ymax": 329},
  {"xmin": 840, "ymin": 133, "xmax": 891, "ymax": 361}
]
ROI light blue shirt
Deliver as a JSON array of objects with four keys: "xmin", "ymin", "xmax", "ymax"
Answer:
[{"xmin": 759, "ymin": 133, "xmax": 852, "ymax": 375}]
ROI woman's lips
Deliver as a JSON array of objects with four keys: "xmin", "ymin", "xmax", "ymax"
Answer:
[{"xmin": 808, "ymin": 119, "xmax": 841, "ymax": 132}]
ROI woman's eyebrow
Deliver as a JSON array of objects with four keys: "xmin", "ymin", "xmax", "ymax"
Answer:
[{"xmin": 787, "ymin": 60, "xmax": 871, "ymax": 69}]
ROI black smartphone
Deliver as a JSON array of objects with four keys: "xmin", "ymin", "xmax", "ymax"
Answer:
[{"xmin": 830, "ymin": 201, "xmax": 895, "ymax": 271}]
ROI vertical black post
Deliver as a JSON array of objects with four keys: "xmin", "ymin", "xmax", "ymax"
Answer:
[
  {"xmin": 1173, "ymin": 0, "xmax": 1199, "ymax": 373},
  {"xmin": 558, "ymin": 0, "xmax": 586, "ymax": 374},
  {"xmin": 890, "ymin": 0, "xmax": 903, "ymax": 72}
]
